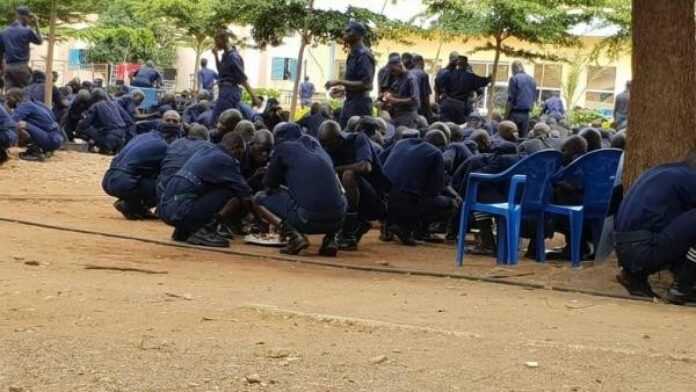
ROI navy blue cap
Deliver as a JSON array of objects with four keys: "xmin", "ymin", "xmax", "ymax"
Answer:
[
  {"xmin": 16, "ymin": 6, "xmax": 32, "ymax": 16},
  {"xmin": 345, "ymin": 21, "xmax": 367, "ymax": 37}
]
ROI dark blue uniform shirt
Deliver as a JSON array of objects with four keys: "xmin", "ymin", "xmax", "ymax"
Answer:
[
  {"xmin": 443, "ymin": 142, "xmax": 475, "ymax": 175},
  {"xmin": 616, "ymin": 163, "xmax": 696, "ymax": 233},
  {"xmin": 169, "ymin": 145, "xmax": 252, "ymax": 198},
  {"xmin": 158, "ymin": 138, "xmax": 214, "ymax": 189},
  {"xmin": 12, "ymin": 101, "xmax": 58, "ymax": 132},
  {"xmin": 264, "ymin": 135, "xmax": 346, "ymax": 215},
  {"xmin": 344, "ymin": 45, "xmax": 375, "ymax": 99},
  {"xmin": 388, "ymin": 72, "xmax": 420, "ymax": 115},
  {"xmin": 384, "ymin": 138, "xmax": 446, "ymax": 198},
  {"xmin": 0, "ymin": 21, "xmax": 41, "ymax": 64},
  {"xmin": 133, "ymin": 66, "xmax": 162, "ymax": 88},
  {"xmin": 410, "ymin": 68, "xmax": 432, "ymax": 104},
  {"xmin": 507, "ymin": 72, "xmax": 538, "ymax": 111},
  {"xmin": 0, "ymin": 104, "xmax": 17, "ymax": 146},
  {"xmin": 440, "ymin": 69, "xmax": 490, "ymax": 101},
  {"xmin": 183, "ymin": 103, "xmax": 209, "ymax": 124},
  {"xmin": 327, "ymin": 132, "xmax": 390, "ymax": 194},
  {"xmin": 298, "ymin": 112, "xmax": 328, "ymax": 139},
  {"xmin": 117, "ymin": 96, "xmax": 138, "ymax": 121},
  {"xmin": 80, "ymin": 100, "xmax": 127, "ymax": 131},
  {"xmin": 218, "ymin": 49, "xmax": 248, "ymax": 86},
  {"xmin": 198, "ymin": 67, "xmax": 219, "ymax": 91},
  {"xmin": 109, "ymin": 131, "xmax": 168, "ymax": 176}
]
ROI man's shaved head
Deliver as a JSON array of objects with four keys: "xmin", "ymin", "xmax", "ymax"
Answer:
[
  {"xmin": 470, "ymin": 129, "xmax": 491, "ymax": 153},
  {"xmin": 162, "ymin": 110, "xmax": 181, "ymax": 124},
  {"xmin": 610, "ymin": 130, "xmax": 626, "ymax": 150},
  {"xmin": 532, "ymin": 123, "xmax": 551, "ymax": 138},
  {"xmin": 497, "ymin": 121, "xmax": 518, "ymax": 142},
  {"xmin": 220, "ymin": 132, "xmax": 246, "ymax": 161},
  {"xmin": 425, "ymin": 130, "xmax": 447, "ymax": 150},
  {"xmin": 429, "ymin": 122, "xmax": 451, "ymax": 143},
  {"xmin": 217, "ymin": 109, "xmax": 243, "ymax": 136},
  {"xmin": 187, "ymin": 123, "xmax": 210, "ymax": 141},
  {"xmin": 561, "ymin": 135, "xmax": 588, "ymax": 164},
  {"xmin": 233, "ymin": 120, "xmax": 256, "ymax": 143},
  {"xmin": 346, "ymin": 116, "xmax": 361, "ymax": 132},
  {"xmin": 252, "ymin": 129, "xmax": 274, "ymax": 147},
  {"xmin": 318, "ymin": 120, "xmax": 343, "ymax": 152},
  {"xmin": 579, "ymin": 128, "xmax": 602, "ymax": 151}
]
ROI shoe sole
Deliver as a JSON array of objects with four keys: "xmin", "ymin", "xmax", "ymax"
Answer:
[{"xmin": 187, "ymin": 238, "xmax": 229, "ymax": 248}]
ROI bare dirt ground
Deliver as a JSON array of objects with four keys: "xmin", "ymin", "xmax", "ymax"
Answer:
[{"xmin": 1, "ymin": 150, "xmax": 695, "ymax": 391}]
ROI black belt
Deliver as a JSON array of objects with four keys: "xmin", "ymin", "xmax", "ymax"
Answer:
[{"xmin": 614, "ymin": 230, "xmax": 654, "ymax": 244}]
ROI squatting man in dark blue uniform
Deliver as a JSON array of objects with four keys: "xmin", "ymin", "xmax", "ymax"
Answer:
[{"xmin": 614, "ymin": 150, "xmax": 696, "ymax": 305}]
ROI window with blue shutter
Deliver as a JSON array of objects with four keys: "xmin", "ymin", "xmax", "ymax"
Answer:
[{"xmin": 271, "ymin": 57, "xmax": 298, "ymax": 81}]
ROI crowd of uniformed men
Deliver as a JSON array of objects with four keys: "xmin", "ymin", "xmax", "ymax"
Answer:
[{"xmin": 1, "ymin": 7, "xmax": 695, "ymax": 305}]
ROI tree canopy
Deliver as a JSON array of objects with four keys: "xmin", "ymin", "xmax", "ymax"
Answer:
[{"xmin": 0, "ymin": 0, "xmax": 101, "ymax": 27}]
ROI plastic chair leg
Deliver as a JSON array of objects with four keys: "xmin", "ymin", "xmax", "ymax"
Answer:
[
  {"xmin": 496, "ymin": 216, "xmax": 507, "ymax": 265},
  {"xmin": 507, "ymin": 211, "xmax": 521, "ymax": 265},
  {"xmin": 535, "ymin": 215, "xmax": 546, "ymax": 263},
  {"xmin": 456, "ymin": 204, "xmax": 471, "ymax": 267},
  {"xmin": 569, "ymin": 212, "xmax": 584, "ymax": 267}
]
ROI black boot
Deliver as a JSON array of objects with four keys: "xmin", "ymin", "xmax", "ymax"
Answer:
[
  {"xmin": 616, "ymin": 269, "xmax": 657, "ymax": 298},
  {"xmin": 355, "ymin": 219, "xmax": 372, "ymax": 243},
  {"xmin": 19, "ymin": 145, "xmax": 46, "ymax": 162},
  {"xmin": 186, "ymin": 224, "xmax": 230, "ymax": 248},
  {"xmin": 319, "ymin": 233, "xmax": 339, "ymax": 257},
  {"xmin": 338, "ymin": 213, "xmax": 359, "ymax": 251},
  {"xmin": 0, "ymin": 149, "xmax": 8, "ymax": 165},
  {"xmin": 114, "ymin": 200, "xmax": 143, "ymax": 220},
  {"xmin": 379, "ymin": 223, "xmax": 394, "ymax": 242},
  {"xmin": 171, "ymin": 227, "xmax": 190, "ymax": 242},
  {"xmin": 665, "ymin": 257, "xmax": 696, "ymax": 305},
  {"xmin": 390, "ymin": 224, "xmax": 417, "ymax": 246},
  {"xmin": 280, "ymin": 222, "xmax": 309, "ymax": 255}
]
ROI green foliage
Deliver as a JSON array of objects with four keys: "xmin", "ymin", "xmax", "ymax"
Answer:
[
  {"xmin": 569, "ymin": 107, "xmax": 607, "ymax": 127},
  {"xmin": 73, "ymin": 0, "xmax": 177, "ymax": 66},
  {"xmin": 216, "ymin": 0, "xmax": 410, "ymax": 49},
  {"xmin": 242, "ymin": 88, "xmax": 281, "ymax": 105},
  {"xmin": 139, "ymin": 0, "xmax": 226, "ymax": 51},
  {"xmin": 424, "ymin": 0, "xmax": 602, "ymax": 61},
  {"xmin": 0, "ymin": 0, "xmax": 102, "ymax": 27},
  {"xmin": 589, "ymin": 0, "xmax": 631, "ymax": 60}
]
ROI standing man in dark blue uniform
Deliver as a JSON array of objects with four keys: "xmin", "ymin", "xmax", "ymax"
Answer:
[
  {"xmin": 506, "ymin": 61, "xmax": 537, "ymax": 138},
  {"xmin": 382, "ymin": 54, "xmax": 420, "ymax": 128},
  {"xmin": 0, "ymin": 103, "xmax": 17, "ymax": 165},
  {"xmin": 5, "ymin": 88, "xmax": 63, "ymax": 161},
  {"xmin": 614, "ymin": 150, "xmax": 696, "ymax": 304},
  {"xmin": 160, "ymin": 133, "xmax": 252, "ymax": 247},
  {"xmin": 0, "ymin": 6, "xmax": 42, "ymax": 89},
  {"xmin": 211, "ymin": 30, "xmax": 262, "ymax": 129},
  {"xmin": 319, "ymin": 120, "xmax": 390, "ymax": 251},
  {"xmin": 412, "ymin": 55, "xmax": 433, "ymax": 122},
  {"xmin": 438, "ymin": 55, "xmax": 491, "ymax": 124},
  {"xmin": 254, "ymin": 123, "xmax": 347, "ymax": 256},
  {"xmin": 197, "ymin": 58, "xmax": 218, "ymax": 92},
  {"xmin": 131, "ymin": 61, "xmax": 162, "ymax": 89},
  {"xmin": 325, "ymin": 22, "xmax": 376, "ymax": 128},
  {"xmin": 299, "ymin": 76, "xmax": 315, "ymax": 108}
]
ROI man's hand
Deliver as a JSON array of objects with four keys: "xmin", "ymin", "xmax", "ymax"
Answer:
[{"xmin": 325, "ymin": 80, "xmax": 341, "ymax": 89}]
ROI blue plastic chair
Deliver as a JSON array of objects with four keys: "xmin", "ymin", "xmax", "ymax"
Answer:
[
  {"xmin": 545, "ymin": 149, "xmax": 623, "ymax": 267},
  {"xmin": 456, "ymin": 150, "xmax": 563, "ymax": 266}
]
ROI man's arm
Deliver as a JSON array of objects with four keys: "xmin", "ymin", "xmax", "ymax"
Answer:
[
  {"xmin": 335, "ymin": 160, "xmax": 371, "ymax": 174},
  {"xmin": 30, "ymin": 16, "xmax": 42, "ymax": 45}
]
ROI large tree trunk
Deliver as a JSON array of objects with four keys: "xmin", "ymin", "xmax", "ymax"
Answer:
[
  {"xmin": 43, "ymin": 0, "xmax": 57, "ymax": 107},
  {"xmin": 193, "ymin": 41, "xmax": 203, "ymax": 93},
  {"xmin": 624, "ymin": 0, "xmax": 696, "ymax": 186}
]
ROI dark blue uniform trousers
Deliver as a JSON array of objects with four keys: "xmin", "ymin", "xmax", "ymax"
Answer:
[
  {"xmin": 159, "ymin": 188, "xmax": 236, "ymax": 235},
  {"xmin": 211, "ymin": 85, "xmax": 242, "ymax": 128},
  {"xmin": 616, "ymin": 209, "xmax": 696, "ymax": 275},
  {"xmin": 84, "ymin": 127, "xmax": 126, "ymax": 153},
  {"xmin": 339, "ymin": 95, "xmax": 373, "ymax": 128},
  {"xmin": 25, "ymin": 123, "xmax": 63, "ymax": 152},
  {"xmin": 102, "ymin": 168, "xmax": 158, "ymax": 209},
  {"xmin": 387, "ymin": 190, "xmax": 453, "ymax": 230},
  {"xmin": 439, "ymin": 97, "xmax": 471, "ymax": 125},
  {"xmin": 256, "ymin": 190, "xmax": 344, "ymax": 235}
]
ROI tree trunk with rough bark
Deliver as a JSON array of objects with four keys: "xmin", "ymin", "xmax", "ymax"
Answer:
[
  {"xmin": 43, "ymin": 0, "xmax": 57, "ymax": 107},
  {"xmin": 624, "ymin": 0, "xmax": 696, "ymax": 187}
]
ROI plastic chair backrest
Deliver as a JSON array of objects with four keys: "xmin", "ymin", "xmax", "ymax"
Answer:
[
  {"xmin": 500, "ymin": 150, "xmax": 563, "ymax": 212},
  {"xmin": 563, "ymin": 149, "xmax": 623, "ymax": 216}
]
